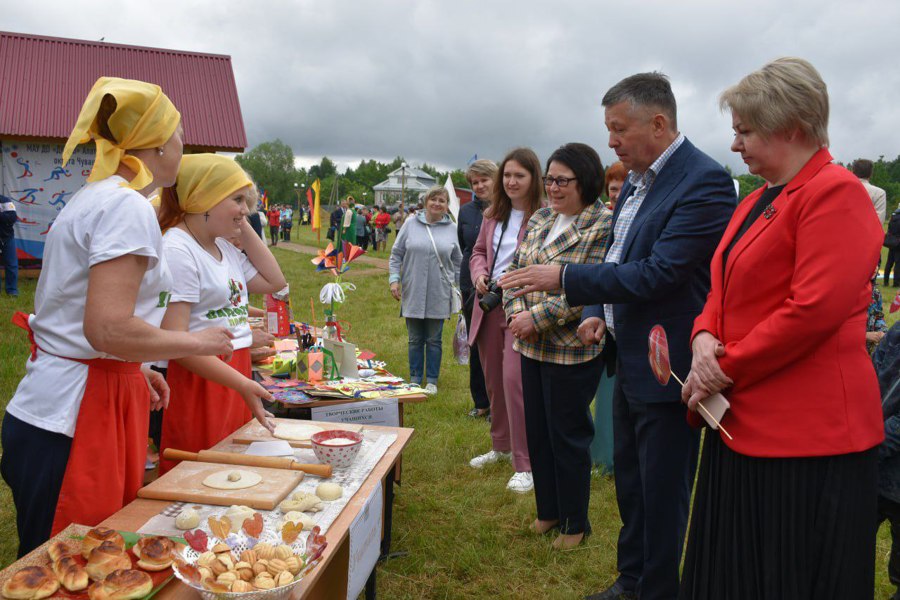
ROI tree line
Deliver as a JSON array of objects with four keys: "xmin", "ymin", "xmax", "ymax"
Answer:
[{"xmin": 235, "ymin": 139, "xmax": 900, "ymax": 214}]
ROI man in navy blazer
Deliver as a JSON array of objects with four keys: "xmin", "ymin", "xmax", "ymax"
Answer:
[{"xmin": 502, "ymin": 73, "xmax": 736, "ymax": 600}]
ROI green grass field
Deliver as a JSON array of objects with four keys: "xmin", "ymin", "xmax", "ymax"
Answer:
[{"xmin": 0, "ymin": 220, "xmax": 898, "ymax": 598}]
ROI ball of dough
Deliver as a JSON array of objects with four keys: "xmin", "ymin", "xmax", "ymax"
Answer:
[
  {"xmin": 224, "ymin": 505, "xmax": 256, "ymax": 531},
  {"xmin": 316, "ymin": 482, "xmax": 343, "ymax": 501},
  {"xmin": 282, "ymin": 511, "xmax": 316, "ymax": 531},
  {"xmin": 175, "ymin": 507, "xmax": 201, "ymax": 530}
]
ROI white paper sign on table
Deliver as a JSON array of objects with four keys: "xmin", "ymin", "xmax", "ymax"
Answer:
[
  {"xmin": 347, "ymin": 480, "xmax": 383, "ymax": 600},
  {"xmin": 311, "ymin": 398, "xmax": 400, "ymax": 427}
]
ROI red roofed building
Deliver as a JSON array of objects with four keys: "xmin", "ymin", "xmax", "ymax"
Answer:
[{"xmin": 0, "ymin": 31, "xmax": 247, "ymax": 264}]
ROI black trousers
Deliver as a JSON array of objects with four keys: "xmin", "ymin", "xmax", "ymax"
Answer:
[
  {"xmin": 613, "ymin": 381, "xmax": 699, "ymax": 600},
  {"xmin": 269, "ymin": 225, "xmax": 279, "ymax": 244},
  {"xmin": 0, "ymin": 413, "xmax": 72, "ymax": 557},
  {"xmin": 886, "ymin": 248, "xmax": 899, "ymax": 286},
  {"xmin": 521, "ymin": 354, "xmax": 602, "ymax": 535},
  {"xmin": 462, "ymin": 295, "xmax": 489, "ymax": 410},
  {"xmin": 879, "ymin": 495, "xmax": 900, "ymax": 591}
]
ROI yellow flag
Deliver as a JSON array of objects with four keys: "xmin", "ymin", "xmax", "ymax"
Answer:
[{"xmin": 311, "ymin": 179, "xmax": 322, "ymax": 230}]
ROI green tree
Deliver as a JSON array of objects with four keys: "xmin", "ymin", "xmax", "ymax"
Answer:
[{"xmin": 235, "ymin": 139, "xmax": 298, "ymax": 207}]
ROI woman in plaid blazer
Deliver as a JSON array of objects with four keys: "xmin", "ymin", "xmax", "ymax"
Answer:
[{"xmin": 504, "ymin": 143, "xmax": 612, "ymax": 549}]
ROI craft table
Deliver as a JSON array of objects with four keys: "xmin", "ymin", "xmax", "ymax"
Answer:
[{"xmin": 101, "ymin": 420, "xmax": 414, "ymax": 600}]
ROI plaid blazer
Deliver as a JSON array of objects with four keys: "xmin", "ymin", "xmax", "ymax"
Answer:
[{"xmin": 504, "ymin": 200, "xmax": 612, "ymax": 364}]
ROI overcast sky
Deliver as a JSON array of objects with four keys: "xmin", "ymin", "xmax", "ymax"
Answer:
[{"xmin": 5, "ymin": 1, "xmax": 900, "ymax": 175}]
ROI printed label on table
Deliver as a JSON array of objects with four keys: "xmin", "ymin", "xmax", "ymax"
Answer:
[
  {"xmin": 311, "ymin": 398, "xmax": 400, "ymax": 427},
  {"xmin": 347, "ymin": 479, "xmax": 383, "ymax": 599}
]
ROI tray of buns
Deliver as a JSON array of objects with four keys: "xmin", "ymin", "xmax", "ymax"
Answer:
[{"xmin": 0, "ymin": 524, "xmax": 181, "ymax": 599}]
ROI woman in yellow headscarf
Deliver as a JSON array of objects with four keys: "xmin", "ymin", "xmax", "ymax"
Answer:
[
  {"xmin": 157, "ymin": 154, "xmax": 286, "ymax": 473},
  {"xmin": 1, "ymin": 77, "xmax": 236, "ymax": 556}
]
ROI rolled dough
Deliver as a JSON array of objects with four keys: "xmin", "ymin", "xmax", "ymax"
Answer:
[
  {"xmin": 202, "ymin": 470, "xmax": 262, "ymax": 490},
  {"xmin": 273, "ymin": 423, "xmax": 323, "ymax": 441}
]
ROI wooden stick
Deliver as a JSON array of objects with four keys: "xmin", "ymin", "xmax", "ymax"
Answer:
[
  {"xmin": 669, "ymin": 373, "xmax": 733, "ymax": 440},
  {"xmin": 162, "ymin": 448, "xmax": 333, "ymax": 478}
]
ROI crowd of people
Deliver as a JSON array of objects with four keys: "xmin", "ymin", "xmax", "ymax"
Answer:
[{"xmin": 2, "ymin": 55, "xmax": 899, "ymax": 600}]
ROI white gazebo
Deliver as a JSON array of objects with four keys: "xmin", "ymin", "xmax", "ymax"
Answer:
[{"xmin": 373, "ymin": 166, "xmax": 436, "ymax": 206}]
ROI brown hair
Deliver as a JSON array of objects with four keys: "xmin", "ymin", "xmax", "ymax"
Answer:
[
  {"xmin": 96, "ymin": 94, "xmax": 119, "ymax": 143},
  {"xmin": 485, "ymin": 147, "xmax": 543, "ymax": 223},
  {"xmin": 604, "ymin": 161, "xmax": 627, "ymax": 197},
  {"xmin": 157, "ymin": 186, "xmax": 184, "ymax": 232}
]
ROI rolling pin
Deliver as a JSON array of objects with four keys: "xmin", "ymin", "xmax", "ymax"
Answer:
[{"xmin": 163, "ymin": 449, "xmax": 332, "ymax": 478}]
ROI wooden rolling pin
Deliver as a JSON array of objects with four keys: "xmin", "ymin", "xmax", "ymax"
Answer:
[{"xmin": 163, "ymin": 449, "xmax": 332, "ymax": 478}]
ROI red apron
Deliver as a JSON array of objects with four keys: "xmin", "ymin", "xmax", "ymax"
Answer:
[
  {"xmin": 158, "ymin": 348, "xmax": 252, "ymax": 474},
  {"xmin": 13, "ymin": 312, "xmax": 151, "ymax": 536}
]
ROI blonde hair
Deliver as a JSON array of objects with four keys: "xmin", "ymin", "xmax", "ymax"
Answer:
[
  {"xmin": 465, "ymin": 159, "xmax": 498, "ymax": 184},
  {"xmin": 423, "ymin": 186, "xmax": 450, "ymax": 204},
  {"xmin": 719, "ymin": 57, "xmax": 829, "ymax": 146}
]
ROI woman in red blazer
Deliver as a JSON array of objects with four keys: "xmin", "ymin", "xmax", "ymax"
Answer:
[
  {"xmin": 679, "ymin": 58, "xmax": 885, "ymax": 600},
  {"xmin": 467, "ymin": 147, "xmax": 543, "ymax": 494}
]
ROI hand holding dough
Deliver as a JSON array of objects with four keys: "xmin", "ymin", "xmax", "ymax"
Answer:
[
  {"xmin": 175, "ymin": 507, "xmax": 201, "ymax": 530},
  {"xmin": 316, "ymin": 483, "xmax": 343, "ymax": 501}
]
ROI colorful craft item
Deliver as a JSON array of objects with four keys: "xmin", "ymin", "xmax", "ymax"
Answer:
[
  {"xmin": 647, "ymin": 325, "xmax": 672, "ymax": 386},
  {"xmin": 310, "ymin": 243, "xmax": 341, "ymax": 274},
  {"xmin": 340, "ymin": 240, "xmax": 366, "ymax": 267},
  {"xmin": 891, "ymin": 290, "xmax": 900, "ymax": 314}
]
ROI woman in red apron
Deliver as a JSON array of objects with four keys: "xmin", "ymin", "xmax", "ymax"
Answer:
[
  {"xmin": 156, "ymin": 155, "xmax": 285, "ymax": 474},
  {"xmin": 1, "ymin": 77, "xmax": 236, "ymax": 556}
]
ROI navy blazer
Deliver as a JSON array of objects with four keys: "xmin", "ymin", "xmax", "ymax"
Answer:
[{"xmin": 564, "ymin": 138, "xmax": 736, "ymax": 403}]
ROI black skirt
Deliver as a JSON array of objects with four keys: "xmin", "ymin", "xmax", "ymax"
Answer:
[{"xmin": 679, "ymin": 433, "xmax": 878, "ymax": 600}]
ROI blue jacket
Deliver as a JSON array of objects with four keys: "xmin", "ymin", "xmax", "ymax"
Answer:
[
  {"xmin": 563, "ymin": 138, "xmax": 736, "ymax": 402},
  {"xmin": 877, "ymin": 323, "xmax": 900, "ymax": 502}
]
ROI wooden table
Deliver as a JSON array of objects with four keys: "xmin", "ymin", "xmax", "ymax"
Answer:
[{"xmin": 102, "ymin": 421, "xmax": 414, "ymax": 599}]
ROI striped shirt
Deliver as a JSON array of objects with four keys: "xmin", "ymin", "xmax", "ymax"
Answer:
[{"xmin": 603, "ymin": 134, "xmax": 684, "ymax": 337}]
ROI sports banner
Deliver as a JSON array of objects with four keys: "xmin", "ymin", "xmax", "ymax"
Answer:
[{"xmin": 0, "ymin": 140, "xmax": 94, "ymax": 262}]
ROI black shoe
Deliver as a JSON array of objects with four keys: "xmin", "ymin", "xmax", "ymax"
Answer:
[{"xmin": 584, "ymin": 581, "xmax": 637, "ymax": 600}]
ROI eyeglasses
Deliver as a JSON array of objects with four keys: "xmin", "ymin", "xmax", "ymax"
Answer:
[{"xmin": 542, "ymin": 176, "xmax": 577, "ymax": 188}]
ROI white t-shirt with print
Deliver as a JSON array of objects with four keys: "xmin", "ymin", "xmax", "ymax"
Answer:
[
  {"xmin": 7, "ymin": 175, "xmax": 172, "ymax": 436},
  {"xmin": 164, "ymin": 228, "xmax": 258, "ymax": 351}
]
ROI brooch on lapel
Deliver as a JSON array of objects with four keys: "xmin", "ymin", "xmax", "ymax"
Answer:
[{"xmin": 763, "ymin": 204, "xmax": 777, "ymax": 220}]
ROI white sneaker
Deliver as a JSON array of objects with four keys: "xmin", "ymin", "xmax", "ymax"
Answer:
[
  {"xmin": 506, "ymin": 471, "xmax": 534, "ymax": 493},
  {"xmin": 469, "ymin": 450, "xmax": 511, "ymax": 469},
  {"xmin": 424, "ymin": 383, "xmax": 438, "ymax": 395}
]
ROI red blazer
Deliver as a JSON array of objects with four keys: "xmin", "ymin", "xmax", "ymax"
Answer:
[
  {"xmin": 692, "ymin": 148, "xmax": 884, "ymax": 457},
  {"xmin": 467, "ymin": 215, "xmax": 528, "ymax": 344}
]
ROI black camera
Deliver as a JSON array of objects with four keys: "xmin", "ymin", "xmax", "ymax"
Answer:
[{"xmin": 479, "ymin": 280, "xmax": 503, "ymax": 313}]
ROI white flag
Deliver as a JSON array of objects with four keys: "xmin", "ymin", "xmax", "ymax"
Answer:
[{"xmin": 444, "ymin": 175, "xmax": 459, "ymax": 221}]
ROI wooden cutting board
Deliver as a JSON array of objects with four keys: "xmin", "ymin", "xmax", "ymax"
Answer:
[
  {"xmin": 137, "ymin": 461, "xmax": 303, "ymax": 510},
  {"xmin": 231, "ymin": 418, "xmax": 363, "ymax": 448}
]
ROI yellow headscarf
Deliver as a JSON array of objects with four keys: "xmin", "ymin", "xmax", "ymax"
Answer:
[
  {"xmin": 62, "ymin": 77, "xmax": 181, "ymax": 191},
  {"xmin": 176, "ymin": 154, "xmax": 253, "ymax": 215}
]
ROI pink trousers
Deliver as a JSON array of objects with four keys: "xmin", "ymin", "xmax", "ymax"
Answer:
[{"xmin": 475, "ymin": 308, "xmax": 531, "ymax": 472}]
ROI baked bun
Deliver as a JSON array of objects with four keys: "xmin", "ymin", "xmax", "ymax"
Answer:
[
  {"xmin": 85, "ymin": 541, "xmax": 132, "ymax": 582},
  {"xmin": 87, "ymin": 569, "xmax": 152, "ymax": 600},
  {"xmin": 51, "ymin": 555, "xmax": 89, "ymax": 592},
  {"xmin": 46, "ymin": 539, "xmax": 75, "ymax": 562},
  {"xmin": 82, "ymin": 527, "xmax": 125, "ymax": 559},
  {"xmin": 1, "ymin": 566, "xmax": 59, "ymax": 599},
  {"xmin": 132, "ymin": 536, "xmax": 175, "ymax": 571}
]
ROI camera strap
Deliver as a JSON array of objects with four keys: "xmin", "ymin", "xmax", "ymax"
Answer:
[{"xmin": 488, "ymin": 217, "xmax": 510, "ymax": 280}]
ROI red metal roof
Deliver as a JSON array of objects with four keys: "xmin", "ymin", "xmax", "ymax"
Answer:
[{"xmin": 0, "ymin": 31, "xmax": 247, "ymax": 151}]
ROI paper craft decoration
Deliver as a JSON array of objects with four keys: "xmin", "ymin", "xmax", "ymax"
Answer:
[
  {"xmin": 648, "ymin": 324, "xmax": 732, "ymax": 440},
  {"xmin": 325, "ymin": 338, "xmax": 359, "ymax": 379},
  {"xmin": 891, "ymin": 291, "xmax": 900, "ymax": 314},
  {"xmin": 298, "ymin": 350, "xmax": 324, "ymax": 383},
  {"xmin": 648, "ymin": 325, "xmax": 671, "ymax": 386}
]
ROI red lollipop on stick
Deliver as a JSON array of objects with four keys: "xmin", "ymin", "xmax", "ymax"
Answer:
[{"xmin": 648, "ymin": 324, "xmax": 732, "ymax": 440}]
